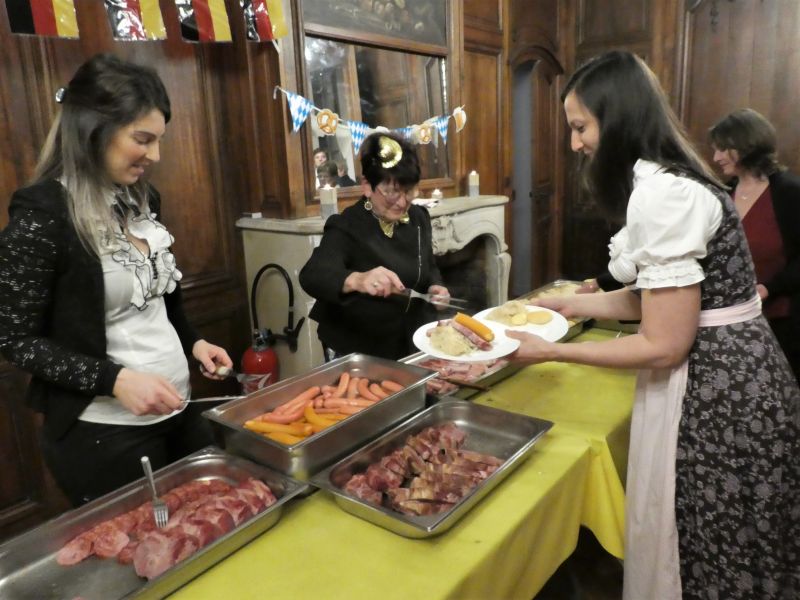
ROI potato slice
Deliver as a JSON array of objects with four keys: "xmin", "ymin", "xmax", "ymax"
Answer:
[
  {"xmin": 510, "ymin": 313, "xmax": 528, "ymax": 326},
  {"xmin": 527, "ymin": 310, "xmax": 553, "ymax": 325}
]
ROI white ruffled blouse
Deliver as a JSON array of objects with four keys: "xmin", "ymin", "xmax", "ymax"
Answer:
[
  {"xmin": 607, "ymin": 160, "xmax": 723, "ymax": 289},
  {"xmin": 80, "ymin": 191, "xmax": 189, "ymax": 426}
]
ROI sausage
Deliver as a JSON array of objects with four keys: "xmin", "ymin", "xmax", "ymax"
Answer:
[
  {"xmin": 357, "ymin": 378, "xmax": 381, "ymax": 402},
  {"xmin": 380, "ymin": 380, "xmax": 404, "ymax": 393},
  {"xmin": 335, "ymin": 372, "xmax": 350, "ymax": 397},
  {"xmin": 450, "ymin": 321, "xmax": 492, "ymax": 350},
  {"xmin": 346, "ymin": 377, "xmax": 360, "ymax": 399},
  {"xmin": 369, "ymin": 383, "xmax": 388, "ymax": 399},
  {"xmin": 273, "ymin": 386, "xmax": 321, "ymax": 415}
]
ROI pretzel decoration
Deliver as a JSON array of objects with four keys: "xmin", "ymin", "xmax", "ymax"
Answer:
[
  {"xmin": 453, "ymin": 106, "xmax": 467, "ymax": 132},
  {"xmin": 316, "ymin": 109, "xmax": 339, "ymax": 135},
  {"xmin": 414, "ymin": 123, "xmax": 433, "ymax": 145}
]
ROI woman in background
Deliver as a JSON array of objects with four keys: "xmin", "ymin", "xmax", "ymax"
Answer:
[
  {"xmin": 0, "ymin": 54, "xmax": 232, "ymax": 506},
  {"xmin": 300, "ymin": 132, "xmax": 450, "ymax": 360},
  {"xmin": 709, "ymin": 108, "xmax": 800, "ymax": 382},
  {"xmin": 509, "ymin": 50, "xmax": 799, "ymax": 598}
]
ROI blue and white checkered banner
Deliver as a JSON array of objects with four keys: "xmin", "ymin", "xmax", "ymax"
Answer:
[
  {"xmin": 284, "ymin": 90, "xmax": 313, "ymax": 132},
  {"xmin": 395, "ymin": 126, "xmax": 414, "ymax": 140},
  {"xmin": 348, "ymin": 121, "xmax": 369, "ymax": 153},
  {"xmin": 433, "ymin": 115, "xmax": 450, "ymax": 145},
  {"xmin": 274, "ymin": 87, "xmax": 467, "ymax": 150}
]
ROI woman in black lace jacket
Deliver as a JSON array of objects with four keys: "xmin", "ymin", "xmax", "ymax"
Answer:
[{"xmin": 0, "ymin": 54, "xmax": 232, "ymax": 506}]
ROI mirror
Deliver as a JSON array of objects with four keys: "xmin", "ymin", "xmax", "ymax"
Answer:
[{"xmin": 304, "ymin": 36, "xmax": 450, "ymax": 192}]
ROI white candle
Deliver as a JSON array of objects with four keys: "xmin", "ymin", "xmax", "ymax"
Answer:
[
  {"xmin": 319, "ymin": 184, "xmax": 338, "ymax": 219},
  {"xmin": 431, "ymin": 188, "xmax": 443, "ymax": 200},
  {"xmin": 468, "ymin": 170, "xmax": 480, "ymax": 196}
]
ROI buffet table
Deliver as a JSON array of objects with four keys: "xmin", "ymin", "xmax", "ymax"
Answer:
[{"xmin": 169, "ymin": 328, "xmax": 636, "ymax": 600}]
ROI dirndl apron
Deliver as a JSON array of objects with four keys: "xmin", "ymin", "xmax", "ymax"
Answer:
[{"xmin": 622, "ymin": 295, "xmax": 762, "ymax": 599}]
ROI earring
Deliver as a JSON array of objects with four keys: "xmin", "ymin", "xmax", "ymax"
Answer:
[{"xmin": 364, "ymin": 198, "xmax": 373, "ymax": 211}]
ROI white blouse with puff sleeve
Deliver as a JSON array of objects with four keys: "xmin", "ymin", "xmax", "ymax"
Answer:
[{"xmin": 608, "ymin": 159, "xmax": 723, "ymax": 290}]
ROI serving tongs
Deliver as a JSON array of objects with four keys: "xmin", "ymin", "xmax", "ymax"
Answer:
[{"xmin": 394, "ymin": 289, "xmax": 469, "ymax": 310}]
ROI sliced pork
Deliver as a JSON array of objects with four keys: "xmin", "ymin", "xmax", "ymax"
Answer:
[
  {"xmin": 57, "ymin": 476, "xmax": 277, "ymax": 580},
  {"xmin": 342, "ymin": 423, "xmax": 503, "ymax": 517}
]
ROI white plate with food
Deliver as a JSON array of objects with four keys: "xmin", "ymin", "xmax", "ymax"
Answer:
[
  {"xmin": 473, "ymin": 301, "xmax": 570, "ymax": 342},
  {"xmin": 412, "ymin": 314, "xmax": 521, "ymax": 362}
]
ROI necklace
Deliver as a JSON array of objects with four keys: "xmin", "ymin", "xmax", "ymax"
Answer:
[{"xmin": 370, "ymin": 210, "xmax": 409, "ymax": 238}]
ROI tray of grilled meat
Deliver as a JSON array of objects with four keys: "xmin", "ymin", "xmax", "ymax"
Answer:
[
  {"xmin": 0, "ymin": 447, "xmax": 307, "ymax": 600},
  {"xmin": 204, "ymin": 353, "xmax": 437, "ymax": 482},
  {"xmin": 309, "ymin": 400, "xmax": 553, "ymax": 538},
  {"xmin": 401, "ymin": 352, "xmax": 520, "ymax": 400}
]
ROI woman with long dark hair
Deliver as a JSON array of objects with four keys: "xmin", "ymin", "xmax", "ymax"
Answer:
[
  {"xmin": 509, "ymin": 51, "xmax": 799, "ymax": 598},
  {"xmin": 709, "ymin": 108, "xmax": 800, "ymax": 382},
  {"xmin": 0, "ymin": 54, "xmax": 232, "ymax": 505}
]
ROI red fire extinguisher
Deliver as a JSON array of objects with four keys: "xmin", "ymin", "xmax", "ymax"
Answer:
[
  {"xmin": 240, "ymin": 329, "xmax": 279, "ymax": 395},
  {"xmin": 240, "ymin": 263, "xmax": 304, "ymax": 395}
]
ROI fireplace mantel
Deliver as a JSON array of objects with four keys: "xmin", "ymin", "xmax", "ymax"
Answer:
[{"xmin": 237, "ymin": 195, "xmax": 510, "ymax": 378}]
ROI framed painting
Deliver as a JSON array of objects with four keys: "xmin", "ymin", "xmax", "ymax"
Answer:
[{"xmin": 302, "ymin": 0, "xmax": 447, "ymax": 53}]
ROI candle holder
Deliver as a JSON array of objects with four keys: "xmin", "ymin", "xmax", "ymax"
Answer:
[
  {"xmin": 319, "ymin": 185, "xmax": 338, "ymax": 220},
  {"xmin": 468, "ymin": 171, "xmax": 480, "ymax": 197}
]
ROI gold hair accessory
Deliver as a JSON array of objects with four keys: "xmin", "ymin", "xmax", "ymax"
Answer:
[{"xmin": 378, "ymin": 136, "xmax": 402, "ymax": 169}]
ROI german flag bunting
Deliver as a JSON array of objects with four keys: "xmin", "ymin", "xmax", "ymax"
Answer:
[
  {"xmin": 103, "ymin": 0, "xmax": 166, "ymax": 41},
  {"xmin": 241, "ymin": 0, "xmax": 287, "ymax": 41},
  {"xmin": 6, "ymin": 0, "xmax": 79, "ymax": 38},
  {"xmin": 175, "ymin": 0, "xmax": 232, "ymax": 42}
]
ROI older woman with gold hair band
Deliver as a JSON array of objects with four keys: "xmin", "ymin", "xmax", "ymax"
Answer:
[
  {"xmin": 709, "ymin": 108, "xmax": 800, "ymax": 382},
  {"xmin": 299, "ymin": 132, "xmax": 451, "ymax": 360}
]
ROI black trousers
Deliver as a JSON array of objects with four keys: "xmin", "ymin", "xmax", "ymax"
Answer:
[{"xmin": 41, "ymin": 404, "xmax": 214, "ymax": 506}]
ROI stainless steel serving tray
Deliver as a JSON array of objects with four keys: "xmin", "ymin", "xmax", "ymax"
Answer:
[
  {"xmin": 309, "ymin": 400, "xmax": 553, "ymax": 538},
  {"xmin": 519, "ymin": 279, "xmax": 589, "ymax": 341},
  {"xmin": 402, "ymin": 351, "xmax": 521, "ymax": 401},
  {"xmin": 0, "ymin": 446, "xmax": 307, "ymax": 600},
  {"xmin": 204, "ymin": 353, "xmax": 437, "ymax": 481}
]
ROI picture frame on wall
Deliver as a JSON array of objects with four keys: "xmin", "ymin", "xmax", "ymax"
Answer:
[{"xmin": 302, "ymin": 0, "xmax": 447, "ymax": 52}]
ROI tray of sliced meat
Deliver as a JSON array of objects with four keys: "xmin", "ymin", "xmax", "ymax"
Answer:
[
  {"xmin": 0, "ymin": 446, "xmax": 306, "ymax": 600},
  {"xmin": 402, "ymin": 352, "xmax": 520, "ymax": 400},
  {"xmin": 309, "ymin": 400, "xmax": 553, "ymax": 538},
  {"xmin": 204, "ymin": 353, "xmax": 436, "ymax": 482}
]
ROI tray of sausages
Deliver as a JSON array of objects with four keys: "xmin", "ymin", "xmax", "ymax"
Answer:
[
  {"xmin": 0, "ymin": 447, "xmax": 306, "ymax": 600},
  {"xmin": 309, "ymin": 400, "xmax": 553, "ymax": 538},
  {"xmin": 203, "ymin": 353, "xmax": 437, "ymax": 481}
]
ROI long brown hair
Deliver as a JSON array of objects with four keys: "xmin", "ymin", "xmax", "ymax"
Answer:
[
  {"xmin": 34, "ymin": 53, "xmax": 171, "ymax": 255},
  {"xmin": 561, "ymin": 51, "xmax": 723, "ymax": 218}
]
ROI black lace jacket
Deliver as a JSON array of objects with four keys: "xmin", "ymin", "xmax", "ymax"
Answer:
[{"xmin": 0, "ymin": 179, "xmax": 198, "ymax": 439}]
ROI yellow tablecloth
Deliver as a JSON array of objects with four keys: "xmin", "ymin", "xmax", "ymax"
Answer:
[
  {"xmin": 475, "ymin": 328, "xmax": 636, "ymax": 558},
  {"xmin": 168, "ymin": 328, "xmax": 636, "ymax": 599},
  {"xmin": 170, "ymin": 434, "xmax": 591, "ymax": 600}
]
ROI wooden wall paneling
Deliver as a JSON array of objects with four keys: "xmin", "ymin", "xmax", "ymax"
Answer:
[
  {"xmin": 0, "ymin": 364, "xmax": 70, "ymax": 543},
  {"xmin": 577, "ymin": 0, "xmax": 650, "ymax": 47},
  {"xmin": 464, "ymin": 0, "xmax": 501, "ymax": 32},
  {"xmin": 681, "ymin": 0, "xmax": 800, "ymax": 176},
  {"xmin": 462, "ymin": 0, "xmax": 505, "ymax": 198},
  {"xmin": 279, "ymin": 0, "xmax": 314, "ymax": 217},
  {"xmin": 510, "ymin": 0, "xmax": 558, "ymax": 60},
  {"xmin": 508, "ymin": 0, "xmax": 565, "ymax": 288}
]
